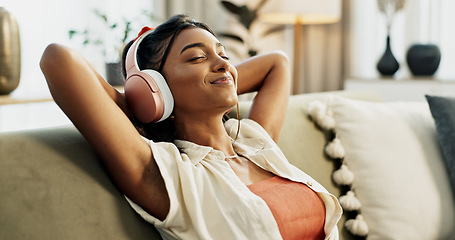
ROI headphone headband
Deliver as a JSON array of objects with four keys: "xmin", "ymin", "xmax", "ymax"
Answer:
[{"xmin": 125, "ymin": 28, "xmax": 155, "ymax": 75}]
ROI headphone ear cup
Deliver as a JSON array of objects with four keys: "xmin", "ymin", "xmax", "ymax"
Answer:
[
  {"xmin": 125, "ymin": 70, "xmax": 174, "ymax": 123},
  {"xmin": 141, "ymin": 70, "xmax": 174, "ymax": 120}
]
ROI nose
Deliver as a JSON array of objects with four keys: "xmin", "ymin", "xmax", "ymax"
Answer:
[{"xmin": 213, "ymin": 56, "xmax": 230, "ymax": 73}]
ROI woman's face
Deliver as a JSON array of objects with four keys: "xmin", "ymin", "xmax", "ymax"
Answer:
[{"xmin": 161, "ymin": 27, "xmax": 238, "ymax": 117}]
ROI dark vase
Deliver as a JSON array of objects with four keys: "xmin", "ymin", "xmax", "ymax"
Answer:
[
  {"xmin": 406, "ymin": 44, "xmax": 441, "ymax": 76},
  {"xmin": 0, "ymin": 7, "xmax": 21, "ymax": 95},
  {"xmin": 377, "ymin": 35, "xmax": 399, "ymax": 76},
  {"xmin": 105, "ymin": 62, "xmax": 124, "ymax": 86}
]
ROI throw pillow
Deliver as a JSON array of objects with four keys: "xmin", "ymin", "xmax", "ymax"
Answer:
[
  {"xmin": 426, "ymin": 95, "xmax": 455, "ymax": 194},
  {"xmin": 309, "ymin": 96, "xmax": 455, "ymax": 239}
]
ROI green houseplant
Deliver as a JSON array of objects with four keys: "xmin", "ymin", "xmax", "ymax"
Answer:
[
  {"xmin": 218, "ymin": 0, "xmax": 285, "ymax": 59},
  {"xmin": 68, "ymin": 9, "xmax": 158, "ymax": 85}
]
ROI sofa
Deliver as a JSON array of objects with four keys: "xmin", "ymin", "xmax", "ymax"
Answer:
[{"xmin": 1, "ymin": 90, "xmax": 454, "ymax": 240}]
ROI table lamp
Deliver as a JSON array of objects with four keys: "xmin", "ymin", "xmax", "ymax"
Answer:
[{"xmin": 259, "ymin": 0, "xmax": 341, "ymax": 94}]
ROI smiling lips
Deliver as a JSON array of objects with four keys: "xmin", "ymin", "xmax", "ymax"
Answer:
[{"xmin": 210, "ymin": 76, "xmax": 234, "ymax": 85}]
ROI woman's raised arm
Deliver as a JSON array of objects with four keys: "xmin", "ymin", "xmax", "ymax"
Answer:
[
  {"xmin": 235, "ymin": 51, "xmax": 291, "ymax": 142},
  {"xmin": 40, "ymin": 43, "xmax": 169, "ymax": 220}
]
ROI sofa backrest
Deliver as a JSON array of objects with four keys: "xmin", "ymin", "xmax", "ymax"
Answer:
[
  {"xmin": 0, "ymin": 90, "xmax": 380, "ymax": 240},
  {"xmin": 0, "ymin": 127, "xmax": 162, "ymax": 240}
]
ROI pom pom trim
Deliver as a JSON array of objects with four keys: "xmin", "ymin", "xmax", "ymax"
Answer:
[
  {"xmin": 339, "ymin": 191, "xmax": 362, "ymax": 211},
  {"xmin": 345, "ymin": 214, "xmax": 369, "ymax": 236},
  {"xmin": 332, "ymin": 164, "xmax": 354, "ymax": 186},
  {"xmin": 325, "ymin": 137, "xmax": 345, "ymax": 159},
  {"xmin": 308, "ymin": 97, "xmax": 368, "ymax": 237}
]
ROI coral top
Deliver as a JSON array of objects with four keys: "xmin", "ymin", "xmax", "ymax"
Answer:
[{"xmin": 248, "ymin": 176, "xmax": 326, "ymax": 240}]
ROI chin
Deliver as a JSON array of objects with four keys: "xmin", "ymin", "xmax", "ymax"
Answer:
[
  {"xmin": 219, "ymin": 95, "xmax": 237, "ymax": 113},
  {"xmin": 226, "ymin": 94, "xmax": 238, "ymax": 106}
]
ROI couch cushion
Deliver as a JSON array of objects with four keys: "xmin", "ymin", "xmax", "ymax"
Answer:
[
  {"xmin": 1, "ymin": 91, "xmax": 380, "ymax": 240},
  {"xmin": 426, "ymin": 95, "xmax": 455, "ymax": 195},
  {"xmin": 0, "ymin": 126, "xmax": 161, "ymax": 240},
  {"xmin": 310, "ymin": 96, "xmax": 455, "ymax": 239},
  {"xmin": 237, "ymin": 90, "xmax": 382, "ymax": 240}
]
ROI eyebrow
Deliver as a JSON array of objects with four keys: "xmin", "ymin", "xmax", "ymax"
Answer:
[{"xmin": 180, "ymin": 42, "xmax": 225, "ymax": 55}]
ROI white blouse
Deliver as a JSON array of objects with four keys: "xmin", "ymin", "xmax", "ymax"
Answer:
[{"xmin": 126, "ymin": 119, "xmax": 342, "ymax": 240}]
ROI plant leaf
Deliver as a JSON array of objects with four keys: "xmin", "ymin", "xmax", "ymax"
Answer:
[
  {"xmin": 93, "ymin": 9, "xmax": 108, "ymax": 22},
  {"xmin": 248, "ymin": 48, "xmax": 258, "ymax": 57},
  {"xmin": 248, "ymin": 49, "xmax": 258, "ymax": 57},
  {"xmin": 240, "ymin": 0, "xmax": 268, "ymax": 29},
  {"xmin": 68, "ymin": 30, "xmax": 77, "ymax": 39},
  {"xmin": 262, "ymin": 25, "xmax": 287, "ymax": 37},
  {"xmin": 122, "ymin": 21, "xmax": 132, "ymax": 43},
  {"xmin": 239, "ymin": 5, "xmax": 256, "ymax": 29},
  {"xmin": 221, "ymin": 1, "xmax": 242, "ymax": 15},
  {"xmin": 256, "ymin": 0, "xmax": 268, "ymax": 10},
  {"xmin": 218, "ymin": 33, "xmax": 244, "ymax": 43}
]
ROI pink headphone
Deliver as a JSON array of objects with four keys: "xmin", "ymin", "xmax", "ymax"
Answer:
[{"xmin": 124, "ymin": 27, "xmax": 174, "ymax": 123}]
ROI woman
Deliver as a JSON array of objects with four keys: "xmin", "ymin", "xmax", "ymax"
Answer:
[{"xmin": 40, "ymin": 15, "xmax": 341, "ymax": 240}]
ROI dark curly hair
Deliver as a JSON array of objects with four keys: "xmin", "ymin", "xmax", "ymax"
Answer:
[{"xmin": 121, "ymin": 15, "xmax": 216, "ymax": 142}]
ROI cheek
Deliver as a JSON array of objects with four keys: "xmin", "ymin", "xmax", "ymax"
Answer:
[
  {"xmin": 168, "ymin": 80, "xmax": 198, "ymax": 102},
  {"xmin": 168, "ymin": 65, "xmax": 204, "ymax": 86},
  {"xmin": 231, "ymin": 66, "xmax": 238, "ymax": 86},
  {"xmin": 165, "ymin": 67, "xmax": 206, "ymax": 103}
]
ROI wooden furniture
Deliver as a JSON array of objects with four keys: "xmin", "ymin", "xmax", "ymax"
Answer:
[{"xmin": 344, "ymin": 78, "xmax": 455, "ymax": 101}]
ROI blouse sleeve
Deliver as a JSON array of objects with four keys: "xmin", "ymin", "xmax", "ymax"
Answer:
[{"xmin": 124, "ymin": 137, "xmax": 185, "ymax": 228}]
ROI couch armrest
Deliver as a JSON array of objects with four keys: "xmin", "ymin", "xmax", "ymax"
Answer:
[{"xmin": 0, "ymin": 126, "xmax": 161, "ymax": 240}]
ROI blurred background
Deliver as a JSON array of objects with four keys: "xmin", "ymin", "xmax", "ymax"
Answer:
[{"xmin": 1, "ymin": 0, "xmax": 454, "ymax": 131}]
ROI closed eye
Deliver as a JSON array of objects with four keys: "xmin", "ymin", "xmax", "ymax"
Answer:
[
  {"xmin": 189, "ymin": 56, "xmax": 206, "ymax": 62},
  {"xmin": 218, "ymin": 48, "xmax": 229, "ymax": 60}
]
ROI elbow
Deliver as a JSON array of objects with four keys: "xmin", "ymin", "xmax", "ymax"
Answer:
[
  {"xmin": 269, "ymin": 50, "xmax": 290, "ymax": 77},
  {"xmin": 40, "ymin": 43, "xmax": 77, "ymax": 86},
  {"xmin": 270, "ymin": 50, "xmax": 290, "ymax": 66},
  {"xmin": 40, "ymin": 43, "xmax": 75, "ymax": 75},
  {"xmin": 40, "ymin": 43, "xmax": 63, "ymax": 73},
  {"xmin": 40, "ymin": 43, "xmax": 78, "ymax": 96},
  {"xmin": 270, "ymin": 50, "xmax": 291, "ymax": 85}
]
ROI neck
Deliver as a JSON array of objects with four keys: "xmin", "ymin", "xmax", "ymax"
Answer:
[{"xmin": 174, "ymin": 113, "xmax": 236, "ymax": 156}]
